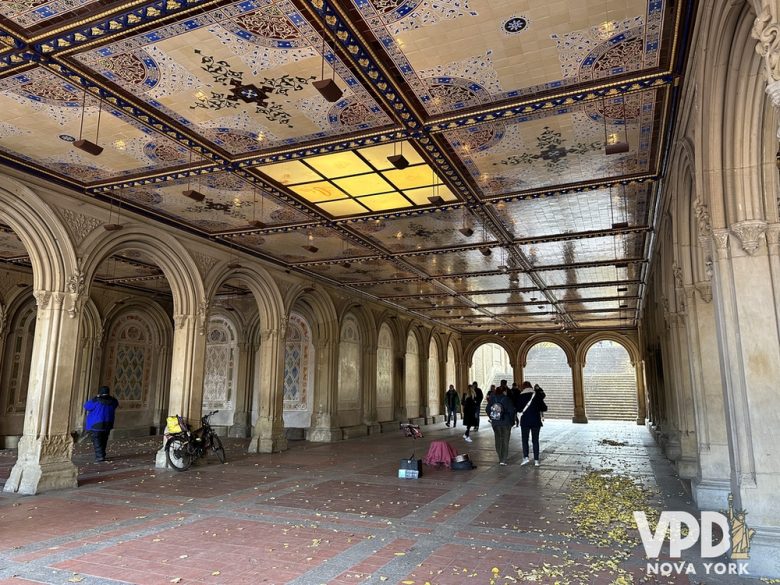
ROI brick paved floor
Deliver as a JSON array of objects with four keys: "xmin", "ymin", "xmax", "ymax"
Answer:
[{"xmin": 0, "ymin": 422, "xmax": 761, "ymax": 584}]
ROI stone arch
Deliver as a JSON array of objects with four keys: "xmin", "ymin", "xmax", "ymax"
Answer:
[
  {"xmin": 80, "ymin": 226, "xmax": 203, "ymax": 317},
  {"xmin": 465, "ymin": 336, "xmax": 514, "ymax": 391},
  {"xmin": 286, "ymin": 285, "xmax": 338, "ymax": 346},
  {"xmin": 426, "ymin": 332, "xmax": 442, "ymax": 417},
  {"xmin": 521, "ymin": 336, "xmax": 575, "ymax": 420},
  {"xmin": 281, "ymin": 310, "xmax": 316, "ymax": 434},
  {"xmin": 463, "ymin": 335, "xmax": 515, "ymax": 368},
  {"xmin": 0, "ymin": 177, "xmax": 77, "ymax": 292},
  {"xmin": 576, "ymin": 332, "xmax": 640, "ymax": 366},
  {"xmin": 581, "ymin": 338, "xmax": 639, "ymax": 422},
  {"xmin": 518, "ymin": 334, "xmax": 575, "ymax": 368}
]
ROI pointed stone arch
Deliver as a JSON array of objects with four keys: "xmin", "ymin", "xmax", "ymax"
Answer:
[{"xmin": 518, "ymin": 334, "xmax": 575, "ymax": 368}]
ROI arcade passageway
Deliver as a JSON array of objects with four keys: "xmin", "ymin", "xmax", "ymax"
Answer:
[{"xmin": 0, "ymin": 422, "xmax": 752, "ymax": 585}]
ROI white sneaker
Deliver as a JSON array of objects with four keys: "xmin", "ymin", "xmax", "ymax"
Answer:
[
  {"xmin": 499, "ymin": 461, "xmax": 507, "ymax": 466},
  {"xmin": 534, "ymin": 460, "xmax": 540, "ymax": 467},
  {"xmin": 464, "ymin": 436, "xmax": 472, "ymax": 443},
  {"xmin": 520, "ymin": 457, "xmax": 530, "ymax": 466}
]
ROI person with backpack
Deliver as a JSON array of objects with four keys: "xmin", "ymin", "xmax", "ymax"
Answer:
[
  {"xmin": 516, "ymin": 381, "xmax": 547, "ymax": 466},
  {"xmin": 83, "ymin": 385, "xmax": 119, "ymax": 462},
  {"xmin": 485, "ymin": 382, "xmax": 517, "ymax": 465},
  {"xmin": 444, "ymin": 384, "xmax": 460, "ymax": 427}
]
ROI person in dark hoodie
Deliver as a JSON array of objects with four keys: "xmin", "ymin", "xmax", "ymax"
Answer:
[
  {"xmin": 485, "ymin": 382, "xmax": 517, "ymax": 465},
  {"xmin": 516, "ymin": 381, "xmax": 546, "ymax": 466},
  {"xmin": 83, "ymin": 386, "xmax": 119, "ymax": 462}
]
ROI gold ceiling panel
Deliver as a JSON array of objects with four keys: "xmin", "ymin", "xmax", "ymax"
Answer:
[{"xmin": 256, "ymin": 141, "xmax": 455, "ymax": 218}]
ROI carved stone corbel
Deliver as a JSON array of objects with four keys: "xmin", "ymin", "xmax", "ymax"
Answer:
[
  {"xmin": 197, "ymin": 300, "xmax": 210, "ymax": 336},
  {"xmin": 731, "ymin": 220, "xmax": 767, "ymax": 255},
  {"xmin": 695, "ymin": 282, "xmax": 713, "ymax": 303},
  {"xmin": 33, "ymin": 290, "xmax": 52, "ymax": 309},
  {"xmin": 753, "ymin": 4, "xmax": 780, "ymax": 134},
  {"xmin": 712, "ymin": 229, "xmax": 731, "ymax": 257}
]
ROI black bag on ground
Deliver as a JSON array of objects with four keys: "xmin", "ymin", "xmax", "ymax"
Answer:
[{"xmin": 399, "ymin": 453, "xmax": 422, "ymax": 478}]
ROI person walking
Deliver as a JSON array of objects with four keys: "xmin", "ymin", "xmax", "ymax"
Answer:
[
  {"xmin": 516, "ymin": 381, "xmax": 547, "ymax": 466},
  {"xmin": 509, "ymin": 381, "xmax": 522, "ymax": 426},
  {"xmin": 461, "ymin": 385, "xmax": 478, "ymax": 443},
  {"xmin": 485, "ymin": 384, "xmax": 516, "ymax": 465},
  {"xmin": 83, "ymin": 386, "xmax": 119, "ymax": 462},
  {"xmin": 444, "ymin": 384, "xmax": 460, "ymax": 427},
  {"xmin": 472, "ymin": 381, "xmax": 484, "ymax": 431}
]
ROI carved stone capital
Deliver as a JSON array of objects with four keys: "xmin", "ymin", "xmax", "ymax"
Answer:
[
  {"xmin": 173, "ymin": 314, "xmax": 189, "ymax": 330},
  {"xmin": 33, "ymin": 290, "xmax": 52, "ymax": 309},
  {"xmin": 695, "ymin": 282, "xmax": 713, "ymax": 303},
  {"xmin": 765, "ymin": 224, "xmax": 780, "ymax": 247},
  {"xmin": 753, "ymin": 5, "xmax": 780, "ymax": 86},
  {"xmin": 731, "ymin": 220, "xmax": 767, "ymax": 255},
  {"xmin": 712, "ymin": 229, "xmax": 731, "ymax": 256}
]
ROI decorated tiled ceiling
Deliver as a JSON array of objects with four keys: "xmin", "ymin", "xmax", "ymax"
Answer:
[{"xmin": 0, "ymin": 0, "xmax": 693, "ymax": 333}]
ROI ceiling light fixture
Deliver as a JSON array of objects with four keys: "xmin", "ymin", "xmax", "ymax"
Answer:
[
  {"xmin": 604, "ymin": 96, "xmax": 630, "ymax": 155},
  {"xmin": 73, "ymin": 89, "xmax": 103, "ymax": 156},
  {"xmin": 103, "ymin": 199, "xmax": 123, "ymax": 231},
  {"xmin": 302, "ymin": 230, "xmax": 319, "ymax": 253},
  {"xmin": 387, "ymin": 140, "xmax": 409, "ymax": 169},
  {"xmin": 248, "ymin": 184, "xmax": 267, "ymax": 228},
  {"xmin": 313, "ymin": 37, "xmax": 343, "ymax": 103},
  {"xmin": 459, "ymin": 206, "xmax": 474, "ymax": 236},
  {"xmin": 182, "ymin": 150, "xmax": 205, "ymax": 202}
]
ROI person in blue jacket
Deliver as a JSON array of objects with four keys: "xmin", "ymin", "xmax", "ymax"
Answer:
[{"xmin": 83, "ymin": 386, "xmax": 119, "ymax": 462}]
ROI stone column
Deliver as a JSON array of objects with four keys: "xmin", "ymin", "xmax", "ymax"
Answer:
[
  {"xmin": 309, "ymin": 333, "xmax": 341, "ymax": 442},
  {"xmin": 155, "ymin": 312, "xmax": 207, "ymax": 467},
  {"xmin": 684, "ymin": 284, "xmax": 731, "ymax": 510},
  {"xmin": 248, "ymin": 326, "xmax": 287, "ymax": 453},
  {"xmin": 362, "ymin": 343, "xmax": 380, "ymax": 434},
  {"xmin": 668, "ymin": 309, "xmax": 698, "ymax": 479},
  {"xmin": 710, "ymin": 225, "xmax": 780, "ymax": 575},
  {"xmin": 634, "ymin": 359, "xmax": 647, "ymax": 425},
  {"xmin": 4, "ymin": 290, "xmax": 81, "ymax": 494},
  {"xmin": 229, "ymin": 341, "xmax": 253, "ymax": 437},
  {"xmin": 571, "ymin": 359, "xmax": 587, "ymax": 423}
]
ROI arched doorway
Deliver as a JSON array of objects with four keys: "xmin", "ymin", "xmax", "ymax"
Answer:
[
  {"xmin": 204, "ymin": 313, "xmax": 241, "ymax": 434},
  {"xmin": 376, "ymin": 323, "xmax": 394, "ymax": 422},
  {"xmin": 0, "ymin": 294, "xmax": 36, "ymax": 446},
  {"xmin": 583, "ymin": 340, "xmax": 638, "ymax": 420},
  {"xmin": 282, "ymin": 312, "xmax": 314, "ymax": 434},
  {"xmin": 524, "ymin": 342, "xmax": 574, "ymax": 419},
  {"xmin": 404, "ymin": 332, "xmax": 420, "ymax": 419},
  {"xmin": 469, "ymin": 342, "xmax": 512, "ymax": 391}
]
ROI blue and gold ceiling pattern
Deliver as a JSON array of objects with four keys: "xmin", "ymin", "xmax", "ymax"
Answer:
[{"xmin": 0, "ymin": 0, "xmax": 692, "ymax": 333}]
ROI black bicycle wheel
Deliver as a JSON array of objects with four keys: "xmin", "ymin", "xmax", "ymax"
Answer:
[
  {"xmin": 165, "ymin": 436, "xmax": 193, "ymax": 471},
  {"xmin": 211, "ymin": 434, "xmax": 226, "ymax": 464}
]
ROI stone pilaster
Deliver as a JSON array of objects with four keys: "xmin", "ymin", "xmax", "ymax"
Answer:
[
  {"xmin": 155, "ymin": 312, "xmax": 207, "ymax": 467},
  {"xmin": 571, "ymin": 360, "xmax": 587, "ymax": 423},
  {"xmin": 229, "ymin": 341, "xmax": 253, "ymax": 438},
  {"xmin": 4, "ymin": 289, "xmax": 80, "ymax": 494},
  {"xmin": 710, "ymin": 225, "xmax": 780, "ymax": 576},
  {"xmin": 248, "ymin": 325, "xmax": 287, "ymax": 453}
]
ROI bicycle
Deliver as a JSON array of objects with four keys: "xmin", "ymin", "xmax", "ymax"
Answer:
[{"xmin": 165, "ymin": 410, "xmax": 226, "ymax": 471}]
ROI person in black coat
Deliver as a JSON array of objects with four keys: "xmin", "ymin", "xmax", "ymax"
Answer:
[
  {"xmin": 485, "ymin": 385, "xmax": 517, "ymax": 465},
  {"xmin": 515, "ymin": 381, "xmax": 546, "ymax": 466},
  {"xmin": 472, "ymin": 381, "xmax": 483, "ymax": 430}
]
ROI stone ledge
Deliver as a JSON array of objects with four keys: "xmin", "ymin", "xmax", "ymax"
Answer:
[{"xmin": 341, "ymin": 425, "xmax": 368, "ymax": 439}]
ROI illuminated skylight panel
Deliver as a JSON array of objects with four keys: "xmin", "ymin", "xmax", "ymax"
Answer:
[{"xmin": 257, "ymin": 141, "xmax": 455, "ymax": 217}]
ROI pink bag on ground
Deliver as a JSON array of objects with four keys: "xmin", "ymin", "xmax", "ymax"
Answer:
[{"xmin": 423, "ymin": 440, "xmax": 458, "ymax": 467}]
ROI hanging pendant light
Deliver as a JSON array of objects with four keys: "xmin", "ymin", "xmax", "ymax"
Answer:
[
  {"xmin": 604, "ymin": 97, "xmax": 630, "ymax": 155},
  {"xmin": 73, "ymin": 89, "xmax": 104, "ymax": 156},
  {"xmin": 182, "ymin": 150, "xmax": 205, "ymax": 202},
  {"xmin": 458, "ymin": 206, "xmax": 474, "ymax": 237},
  {"xmin": 247, "ymin": 184, "xmax": 267, "ymax": 228},
  {"xmin": 387, "ymin": 140, "xmax": 409, "ymax": 169},
  {"xmin": 427, "ymin": 166, "xmax": 445, "ymax": 206},
  {"xmin": 103, "ymin": 199, "xmax": 123, "ymax": 231},
  {"xmin": 302, "ymin": 229, "xmax": 319, "ymax": 253},
  {"xmin": 314, "ymin": 37, "xmax": 343, "ymax": 103}
]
